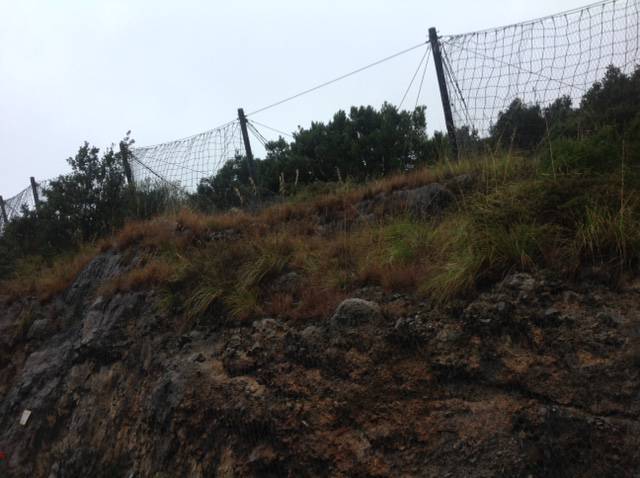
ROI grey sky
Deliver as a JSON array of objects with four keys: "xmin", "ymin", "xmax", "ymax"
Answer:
[{"xmin": 0, "ymin": 0, "xmax": 589, "ymax": 197}]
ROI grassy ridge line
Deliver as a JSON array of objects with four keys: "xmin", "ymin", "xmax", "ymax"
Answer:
[{"xmin": 1, "ymin": 151, "xmax": 638, "ymax": 326}]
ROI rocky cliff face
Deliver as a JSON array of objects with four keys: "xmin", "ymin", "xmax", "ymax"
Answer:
[{"xmin": 1, "ymin": 252, "xmax": 639, "ymax": 477}]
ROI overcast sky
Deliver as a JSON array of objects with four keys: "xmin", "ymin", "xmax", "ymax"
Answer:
[{"xmin": 0, "ymin": 0, "xmax": 589, "ymax": 197}]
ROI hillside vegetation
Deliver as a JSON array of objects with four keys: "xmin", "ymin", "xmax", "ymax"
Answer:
[
  {"xmin": 2, "ymin": 147, "xmax": 639, "ymax": 324},
  {"xmin": 1, "ymin": 65, "xmax": 639, "ymax": 317}
]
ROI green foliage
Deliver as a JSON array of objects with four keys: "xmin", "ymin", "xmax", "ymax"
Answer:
[
  {"xmin": 191, "ymin": 103, "xmax": 443, "ymax": 211},
  {"xmin": 0, "ymin": 133, "xmax": 187, "ymax": 280},
  {"xmin": 580, "ymin": 65, "xmax": 640, "ymax": 132},
  {"xmin": 287, "ymin": 103, "xmax": 433, "ymax": 181},
  {"xmin": 190, "ymin": 155, "xmax": 259, "ymax": 212},
  {"xmin": 543, "ymin": 112, "xmax": 640, "ymax": 176},
  {"xmin": 131, "ymin": 181, "xmax": 187, "ymax": 219},
  {"xmin": 44, "ymin": 141, "xmax": 129, "ymax": 240},
  {"xmin": 226, "ymin": 238, "xmax": 292, "ymax": 319},
  {"xmin": 575, "ymin": 200, "xmax": 640, "ymax": 271},
  {"xmin": 189, "ymin": 66, "xmax": 640, "ymax": 215},
  {"xmin": 545, "ymin": 126, "xmax": 624, "ymax": 174},
  {"xmin": 454, "ymin": 126, "xmax": 483, "ymax": 156},
  {"xmin": 490, "ymin": 65, "xmax": 640, "ymax": 154},
  {"xmin": 491, "ymin": 98, "xmax": 546, "ymax": 150},
  {"xmin": 383, "ymin": 220, "xmax": 432, "ymax": 264},
  {"xmin": 424, "ymin": 165, "xmax": 640, "ymax": 301},
  {"xmin": 544, "ymin": 95, "xmax": 577, "ymax": 136},
  {"xmin": 0, "ymin": 142, "xmax": 122, "ymax": 279}
]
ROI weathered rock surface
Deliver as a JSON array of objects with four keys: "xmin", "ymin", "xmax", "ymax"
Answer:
[
  {"xmin": 1, "ymin": 261, "xmax": 640, "ymax": 477},
  {"xmin": 331, "ymin": 298, "xmax": 383, "ymax": 327}
]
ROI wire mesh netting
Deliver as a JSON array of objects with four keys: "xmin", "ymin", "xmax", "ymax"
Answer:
[
  {"xmin": 0, "ymin": 121, "xmax": 244, "ymax": 233},
  {"xmin": 0, "ymin": 180, "xmax": 49, "ymax": 234},
  {"xmin": 440, "ymin": 0, "xmax": 640, "ymax": 142},
  {"xmin": 130, "ymin": 121, "xmax": 245, "ymax": 193}
]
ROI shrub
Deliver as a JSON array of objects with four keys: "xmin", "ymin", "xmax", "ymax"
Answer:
[
  {"xmin": 490, "ymin": 98, "xmax": 546, "ymax": 151},
  {"xmin": 545, "ymin": 126, "xmax": 624, "ymax": 174}
]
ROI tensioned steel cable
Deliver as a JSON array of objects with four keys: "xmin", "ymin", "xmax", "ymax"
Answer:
[
  {"xmin": 414, "ymin": 46, "xmax": 431, "ymax": 109},
  {"xmin": 246, "ymin": 122, "xmax": 269, "ymax": 147},
  {"xmin": 399, "ymin": 44, "xmax": 432, "ymax": 110},
  {"xmin": 247, "ymin": 120, "xmax": 295, "ymax": 139},
  {"xmin": 246, "ymin": 41, "xmax": 429, "ymax": 116}
]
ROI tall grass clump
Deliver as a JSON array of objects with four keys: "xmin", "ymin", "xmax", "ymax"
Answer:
[
  {"xmin": 574, "ymin": 199, "xmax": 640, "ymax": 274},
  {"xmin": 161, "ymin": 234, "xmax": 296, "ymax": 326}
]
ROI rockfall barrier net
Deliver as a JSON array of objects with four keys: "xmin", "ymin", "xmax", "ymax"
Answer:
[
  {"xmin": 0, "ymin": 180, "xmax": 49, "ymax": 234},
  {"xmin": 439, "ymin": 0, "xmax": 640, "ymax": 141},
  {"xmin": 2, "ymin": 0, "xmax": 639, "ymax": 233},
  {"xmin": 130, "ymin": 121, "xmax": 244, "ymax": 193}
]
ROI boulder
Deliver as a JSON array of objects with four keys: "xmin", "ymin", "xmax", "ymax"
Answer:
[
  {"xmin": 501, "ymin": 272, "xmax": 537, "ymax": 292},
  {"xmin": 300, "ymin": 325, "xmax": 323, "ymax": 342},
  {"xmin": 253, "ymin": 318, "xmax": 283, "ymax": 334},
  {"xmin": 331, "ymin": 298, "xmax": 382, "ymax": 327}
]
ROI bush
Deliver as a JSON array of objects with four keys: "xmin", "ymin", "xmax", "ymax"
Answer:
[
  {"xmin": 190, "ymin": 103, "xmax": 445, "ymax": 211},
  {"xmin": 0, "ymin": 134, "xmax": 160, "ymax": 280},
  {"xmin": 491, "ymin": 99, "xmax": 546, "ymax": 150},
  {"xmin": 545, "ymin": 126, "xmax": 623, "ymax": 174}
]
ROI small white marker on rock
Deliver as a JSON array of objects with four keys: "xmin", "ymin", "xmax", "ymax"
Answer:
[{"xmin": 19, "ymin": 409, "xmax": 31, "ymax": 426}]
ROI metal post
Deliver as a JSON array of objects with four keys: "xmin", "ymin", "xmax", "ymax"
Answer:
[
  {"xmin": 119, "ymin": 140, "xmax": 135, "ymax": 189},
  {"xmin": 237, "ymin": 108, "xmax": 257, "ymax": 184},
  {"xmin": 429, "ymin": 27, "xmax": 459, "ymax": 160},
  {"xmin": 0, "ymin": 195, "xmax": 8, "ymax": 224},
  {"xmin": 30, "ymin": 177, "xmax": 40, "ymax": 211}
]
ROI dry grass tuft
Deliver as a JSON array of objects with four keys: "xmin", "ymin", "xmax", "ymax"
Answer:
[
  {"xmin": 1, "ymin": 246, "xmax": 98, "ymax": 303},
  {"xmin": 288, "ymin": 286, "xmax": 348, "ymax": 321},
  {"xmin": 97, "ymin": 258, "xmax": 175, "ymax": 297},
  {"xmin": 265, "ymin": 293, "xmax": 295, "ymax": 318},
  {"xmin": 111, "ymin": 218, "xmax": 176, "ymax": 251}
]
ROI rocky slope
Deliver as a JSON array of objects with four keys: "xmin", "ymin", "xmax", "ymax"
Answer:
[{"xmin": 1, "ymin": 251, "xmax": 640, "ymax": 477}]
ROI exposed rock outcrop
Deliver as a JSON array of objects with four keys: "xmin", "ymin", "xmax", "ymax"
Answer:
[{"xmin": 1, "ymin": 264, "xmax": 640, "ymax": 477}]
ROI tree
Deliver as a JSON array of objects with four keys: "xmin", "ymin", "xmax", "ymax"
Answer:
[
  {"xmin": 192, "ymin": 155, "xmax": 256, "ymax": 211},
  {"xmin": 542, "ymin": 95, "xmax": 577, "ymax": 138},
  {"xmin": 580, "ymin": 65, "xmax": 640, "ymax": 132},
  {"xmin": 490, "ymin": 98, "xmax": 546, "ymax": 150},
  {"xmin": 0, "ymin": 137, "xmax": 132, "ymax": 278},
  {"xmin": 42, "ymin": 141, "xmax": 129, "ymax": 242},
  {"xmin": 539, "ymin": 67, "xmax": 640, "ymax": 173}
]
